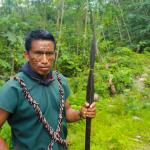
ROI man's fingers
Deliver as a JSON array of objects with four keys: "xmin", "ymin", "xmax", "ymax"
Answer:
[
  {"xmin": 84, "ymin": 108, "xmax": 96, "ymax": 118},
  {"xmin": 81, "ymin": 102, "xmax": 96, "ymax": 119},
  {"xmin": 84, "ymin": 102, "xmax": 96, "ymax": 108},
  {"xmin": 86, "ymin": 113, "xmax": 95, "ymax": 117},
  {"xmin": 84, "ymin": 102, "xmax": 90, "ymax": 108},
  {"xmin": 89, "ymin": 102, "xmax": 96, "ymax": 108}
]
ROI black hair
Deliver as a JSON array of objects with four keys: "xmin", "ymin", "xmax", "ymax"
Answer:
[{"xmin": 25, "ymin": 29, "xmax": 56, "ymax": 51}]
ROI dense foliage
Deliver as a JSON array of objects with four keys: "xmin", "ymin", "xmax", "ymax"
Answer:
[
  {"xmin": 0, "ymin": 0, "xmax": 150, "ymax": 150},
  {"xmin": 0, "ymin": 0, "xmax": 149, "ymax": 79}
]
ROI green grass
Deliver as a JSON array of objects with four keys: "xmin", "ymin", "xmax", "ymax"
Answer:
[
  {"xmin": 0, "ymin": 122, "xmax": 13, "ymax": 149},
  {"xmin": 68, "ymin": 98, "xmax": 150, "ymax": 150}
]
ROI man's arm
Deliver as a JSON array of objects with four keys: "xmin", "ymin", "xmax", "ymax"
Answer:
[
  {"xmin": 0, "ymin": 109, "xmax": 10, "ymax": 150},
  {"xmin": 65, "ymin": 99, "xmax": 96, "ymax": 122}
]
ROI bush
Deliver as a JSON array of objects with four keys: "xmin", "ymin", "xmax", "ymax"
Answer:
[
  {"xmin": 114, "ymin": 47, "xmax": 133, "ymax": 56},
  {"xmin": 144, "ymin": 47, "xmax": 150, "ymax": 52},
  {"xmin": 113, "ymin": 68, "xmax": 133, "ymax": 93},
  {"xmin": 57, "ymin": 53, "xmax": 82, "ymax": 77}
]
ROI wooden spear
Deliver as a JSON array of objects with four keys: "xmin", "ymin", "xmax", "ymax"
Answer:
[
  {"xmin": 85, "ymin": 1, "xmax": 96, "ymax": 149},
  {"xmin": 85, "ymin": 31, "xmax": 96, "ymax": 150}
]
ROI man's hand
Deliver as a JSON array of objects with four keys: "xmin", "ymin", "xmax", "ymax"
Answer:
[
  {"xmin": 80, "ymin": 102, "xmax": 96, "ymax": 119},
  {"xmin": 0, "ymin": 137, "xmax": 9, "ymax": 150},
  {"xmin": 65, "ymin": 100, "xmax": 96, "ymax": 122}
]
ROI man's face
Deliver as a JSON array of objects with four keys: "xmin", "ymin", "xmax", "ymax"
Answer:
[{"xmin": 25, "ymin": 39, "xmax": 56, "ymax": 76}]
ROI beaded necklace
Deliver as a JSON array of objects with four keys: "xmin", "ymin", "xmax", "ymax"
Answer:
[{"xmin": 13, "ymin": 71, "xmax": 67, "ymax": 150}]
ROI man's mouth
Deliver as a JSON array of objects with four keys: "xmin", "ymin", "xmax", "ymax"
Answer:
[{"xmin": 39, "ymin": 66, "xmax": 50, "ymax": 71}]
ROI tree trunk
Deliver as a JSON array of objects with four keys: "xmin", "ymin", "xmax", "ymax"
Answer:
[
  {"xmin": 11, "ymin": 49, "xmax": 14, "ymax": 76},
  {"xmin": 55, "ymin": 0, "xmax": 64, "ymax": 68},
  {"xmin": 83, "ymin": 0, "xmax": 88, "ymax": 52},
  {"xmin": 115, "ymin": 16, "xmax": 123, "ymax": 41},
  {"xmin": 116, "ymin": 1, "xmax": 132, "ymax": 44}
]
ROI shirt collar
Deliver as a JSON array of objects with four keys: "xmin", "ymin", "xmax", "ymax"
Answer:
[{"xmin": 20, "ymin": 62, "xmax": 55, "ymax": 85}]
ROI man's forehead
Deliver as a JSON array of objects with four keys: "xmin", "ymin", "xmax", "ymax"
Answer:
[
  {"xmin": 31, "ymin": 40, "xmax": 54, "ymax": 49},
  {"xmin": 32, "ymin": 39, "xmax": 53, "ymax": 44}
]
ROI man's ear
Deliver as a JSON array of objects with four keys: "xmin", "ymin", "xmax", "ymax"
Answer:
[{"xmin": 24, "ymin": 51, "xmax": 29, "ymax": 61}]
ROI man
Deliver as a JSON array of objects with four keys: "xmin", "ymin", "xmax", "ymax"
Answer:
[{"xmin": 0, "ymin": 29, "xmax": 96, "ymax": 150}]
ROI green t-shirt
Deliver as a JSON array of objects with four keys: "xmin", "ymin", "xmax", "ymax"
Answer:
[{"xmin": 0, "ymin": 71, "xmax": 70, "ymax": 150}]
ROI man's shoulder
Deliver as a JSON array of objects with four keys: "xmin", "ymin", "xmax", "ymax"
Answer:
[
  {"xmin": 1, "ymin": 72, "xmax": 29, "ymax": 89},
  {"xmin": 52, "ymin": 70, "xmax": 70, "ymax": 89},
  {"xmin": 16, "ymin": 72, "xmax": 28, "ymax": 79},
  {"xmin": 52, "ymin": 70, "xmax": 67, "ymax": 80}
]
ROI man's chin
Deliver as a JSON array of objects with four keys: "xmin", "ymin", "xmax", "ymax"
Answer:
[{"xmin": 38, "ymin": 71, "xmax": 50, "ymax": 77}]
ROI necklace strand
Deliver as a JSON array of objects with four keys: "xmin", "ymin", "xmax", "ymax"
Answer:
[{"xmin": 13, "ymin": 71, "xmax": 67, "ymax": 150}]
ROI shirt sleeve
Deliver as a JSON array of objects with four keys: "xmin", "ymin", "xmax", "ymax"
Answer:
[{"xmin": 0, "ymin": 80, "xmax": 19, "ymax": 113}]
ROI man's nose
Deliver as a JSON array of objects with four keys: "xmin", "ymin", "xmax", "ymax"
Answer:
[{"xmin": 41, "ymin": 53, "xmax": 48, "ymax": 63}]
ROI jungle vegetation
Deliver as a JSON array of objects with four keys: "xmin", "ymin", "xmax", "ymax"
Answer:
[{"xmin": 0, "ymin": 0, "xmax": 150, "ymax": 149}]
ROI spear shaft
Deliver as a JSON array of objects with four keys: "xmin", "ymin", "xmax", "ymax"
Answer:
[{"xmin": 85, "ymin": 32, "xmax": 96, "ymax": 150}]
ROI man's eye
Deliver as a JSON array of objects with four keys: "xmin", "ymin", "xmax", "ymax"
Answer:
[
  {"xmin": 33, "ymin": 51, "xmax": 55, "ymax": 56},
  {"xmin": 35, "ymin": 52, "xmax": 43, "ymax": 55},
  {"xmin": 46, "ymin": 52, "xmax": 55, "ymax": 55}
]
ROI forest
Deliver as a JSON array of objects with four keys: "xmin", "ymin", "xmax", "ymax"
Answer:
[{"xmin": 0, "ymin": 0, "xmax": 150, "ymax": 150}]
